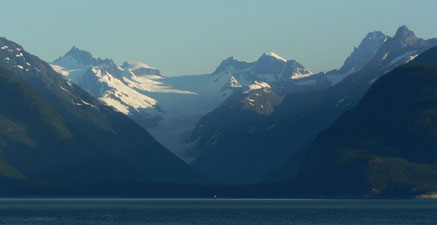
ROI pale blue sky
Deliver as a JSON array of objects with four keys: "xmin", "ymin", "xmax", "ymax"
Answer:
[{"xmin": 1, "ymin": 0, "xmax": 436, "ymax": 76}]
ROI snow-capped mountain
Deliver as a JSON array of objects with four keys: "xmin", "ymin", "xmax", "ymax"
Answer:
[
  {"xmin": 51, "ymin": 48, "xmax": 238, "ymax": 159},
  {"xmin": 49, "ymin": 27, "xmax": 419, "ymax": 164},
  {"xmin": 51, "ymin": 48, "xmax": 315, "ymax": 161},
  {"xmin": 212, "ymin": 52, "xmax": 313, "ymax": 86},
  {"xmin": 51, "ymin": 47, "xmax": 195, "ymax": 124}
]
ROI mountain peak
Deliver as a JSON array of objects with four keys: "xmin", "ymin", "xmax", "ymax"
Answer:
[
  {"xmin": 393, "ymin": 25, "xmax": 418, "ymax": 44},
  {"xmin": 69, "ymin": 46, "xmax": 81, "ymax": 52},
  {"xmin": 359, "ymin": 31, "xmax": 388, "ymax": 50},
  {"xmin": 396, "ymin": 25, "xmax": 412, "ymax": 34},
  {"xmin": 54, "ymin": 46, "xmax": 116, "ymax": 69},
  {"xmin": 364, "ymin": 31, "xmax": 387, "ymax": 40},
  {"xmin": 55, "ymin": 46, "xmax": 98, "ymax": 66},
  {"xmin": 64, "ymin": 46, "xmax": 93, "ymax": 58},
  {"xmin": 260, "ymin": 52, "xmax": 287, "ymax": 62},
  {"xmin": 337, "ymin": 30, "xmax": 388, "ymax": 74},
  {"xmin": 213, "ymin": 56, "xmax": 252, "ymax": 74}
]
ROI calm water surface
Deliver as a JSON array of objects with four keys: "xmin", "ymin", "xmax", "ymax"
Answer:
[{"xmin": 0, "ymin": 198, "xmax": 436, "ymax": 225}]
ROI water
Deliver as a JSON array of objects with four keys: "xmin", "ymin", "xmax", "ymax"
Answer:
[{"xmin": 0, "ymin": 198, "xmax": 436, "ymax": 225}]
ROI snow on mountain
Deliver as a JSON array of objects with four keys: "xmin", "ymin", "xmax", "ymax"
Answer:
[
  {"xmin": 228, "ymin": 75, "xmax": 242, "ymax": 88},
  {"xmin": 212, "ymin": 52, "xmax": 313, "ymax": 87},
  {"xmin": 50, "ymin": 64, "xmax": 71, "ymax": 76},
  {"xmin": 122, "ymin": 60, "xmax": 157, "ymax": 70},
  {"xmin": 264, "ymin": 52, "xmax": 287, "ymax": 62},
  {"xmin": 142, "ymin": 72, "xmax": 241, "ymax": 160},
  {"xmin": 91, "ymin": 67, "xmax": 158, "ymax": 114},
  {"xmin": 385, "ymin": 50, "xmax": 419, "ymax": 69},
  {"xmin": 121, "ymin": 60, "xmax": 162, "ymax": 77},
  {"xmin": 51, "ymin": 47, "xmax": 196, "ymax": 118},
  {"xmin": 51, "ymin": 47, "xmax": 238, "ymax": 160},
  {"xmin": 290, "ymin": 67, "xmax": 314, "ymax": 79},
  {"xmin": 50, "ymin": 30, "xmax": 413, "ymax": 162},
  {"xmin": 51, "ymin": 49, "xmax": 317, "ymax": 161},
  {"xmin": 245, "ymin": 81, "xmax": 271, "ymax": 93},
  {"xmin": 122, "ymin": 74, "xmax": 195, "ymax": 94}
]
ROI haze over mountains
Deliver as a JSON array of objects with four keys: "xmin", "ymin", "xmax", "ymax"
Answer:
[{"xmin": 0, "ymin": 25, "xmax": 437, "ymax": 198}]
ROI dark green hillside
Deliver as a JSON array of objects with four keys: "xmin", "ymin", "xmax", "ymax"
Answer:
[
  {"xmin": 288, "ymin": 47, "xmax": 437, "ymax": 197},
  {"xmin": 0, "ymin": 67, "xmax": 145, "ymax": 182}
]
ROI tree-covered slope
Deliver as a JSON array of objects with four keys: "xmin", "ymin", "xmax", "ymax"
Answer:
[
  {"xmin": 286, "ymin": 47, "xmax": 437, "ymax": 197},
  {"xmin": 0, "ymin": 66, "xmax": 147, "ymax": 182}
]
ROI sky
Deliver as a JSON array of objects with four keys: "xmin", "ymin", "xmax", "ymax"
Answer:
[{"xmin": 1, "ymin": 0, "xmax": 437, "ymax": 76}]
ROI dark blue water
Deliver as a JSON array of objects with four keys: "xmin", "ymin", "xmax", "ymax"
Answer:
[{"xmin": 0, "ymin": 198, "xmax": 436, "ymax": 225}]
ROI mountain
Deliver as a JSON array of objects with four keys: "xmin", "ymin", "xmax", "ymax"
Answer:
[
  {"xmin": 321, "ymin": 31, "xmax": 389, "ymax": 85},
  {"xmin": 213, "ymin": 52, "xmax": 313, "ymax": 83},
  {"xmin": 191, "ymin": 26, "xmax": 437, "ymax": 184},
  {"xmin": 0, "ymin": 66, "xmax": 146, "ymax": 182},
  {"xmin": 273, "ymin": 47, "xmax": 437, "ymax": 197},
  {"xmin": 52, "ymin": 47, "xmax": 171, "ymax": 125},
  {"xmin": 51, "ymin": 48, "xmax": 235, "ymax": 160},
  {"xmin": 0, "ymin": 37, "xmax": 206, "ymax": 184},
  {"xmin": 340, "ymin": 31, "xmax": 388, "ymax": 74},
  {"xmin": 190, "ymin": 81, "xmax": 282, "ymax": 158},
  {"xmin": 51, "ymin": 48, "xmax": 316, "ymax": 161},
  {"xmin": 148, "ymin": 53, "xmax": 316, "ymax": 160}
]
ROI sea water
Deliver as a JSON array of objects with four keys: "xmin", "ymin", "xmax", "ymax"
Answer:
[{"xmin": 0, "ymin": 198, "xmax": 436, "ymax": 225}]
